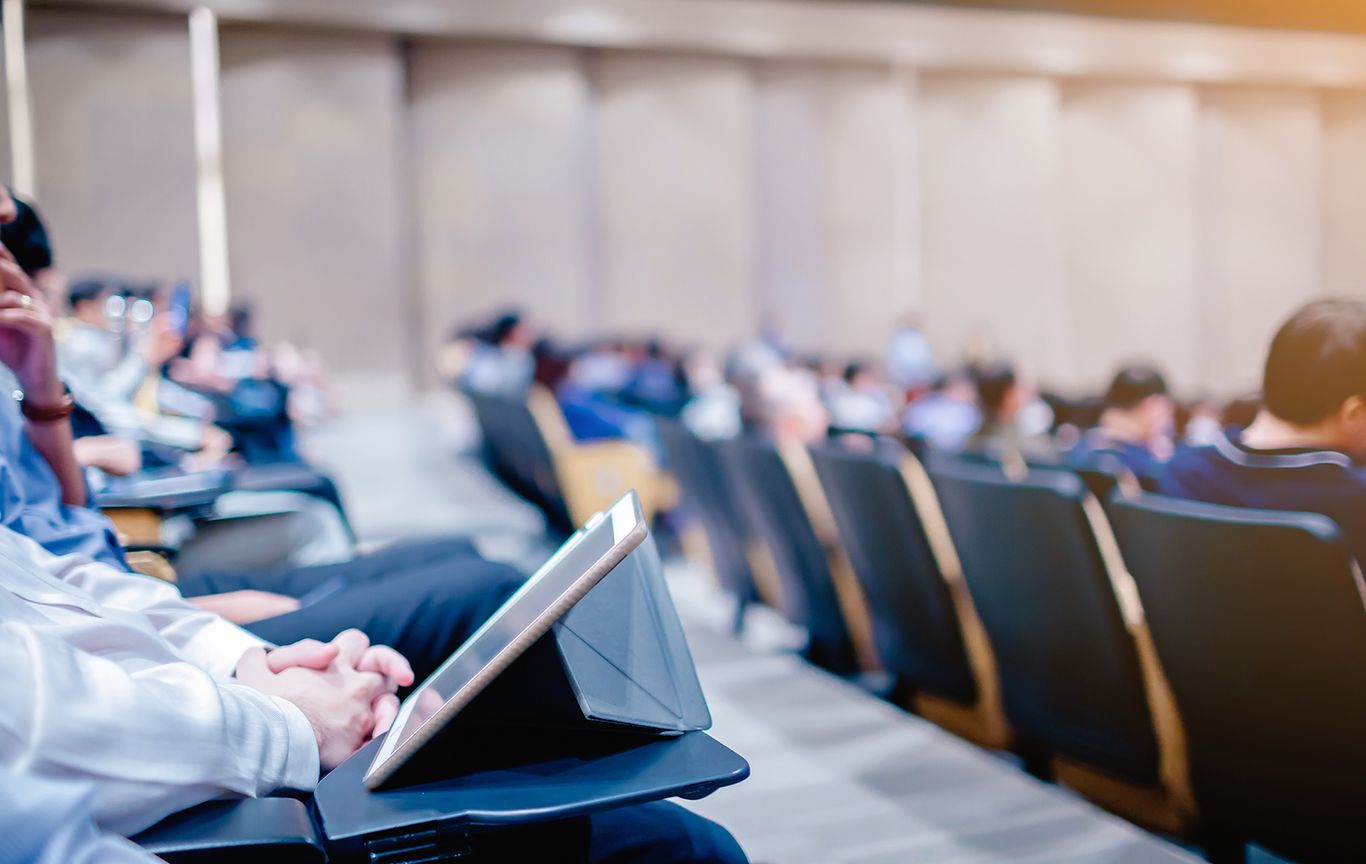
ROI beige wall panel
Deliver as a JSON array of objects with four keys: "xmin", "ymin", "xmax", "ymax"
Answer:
[
  {"xmin": 756, "ymin": 60, "xmax": 917, "ymax": 357},
  {"xmin": 918, "ymin": 73, "xmax": 1067, "ymax": 382},
  {"xmin": 593, "ymin": 51, "xmax": 756, "ymax": 347},
  {"xmin": 1197, "ymin": 88, "xmax": 1321, "ymax": 394},
  {"xmin": 219, "ymin": 27, "xmax": 407, "ymax": 378},
  {"xmin": 1322, "ymin": 91, "xmax": 1366, "ymax": 301},
  {"xmin": 0, "ymin": 31, "xmax": 11, "ymax": 187},
  {"xmin": 754, "ymin": 61, "xmax": 824, "ymax": 347},
  {"xmin": 26, "ymin": 9, "xmax": 199, "ymax": 283},
  {"xmin": 408, "ymin": 43, "xmax": 593, "ymax": 363},
  {"xmin": 1060, "ymin": 83, "xmax": 1200, "ymax": 393}
]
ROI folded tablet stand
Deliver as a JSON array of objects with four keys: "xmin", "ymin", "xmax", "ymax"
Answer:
[{"xmin": 135, "ymin": 533, "xmax": 749, "ymax": 864}]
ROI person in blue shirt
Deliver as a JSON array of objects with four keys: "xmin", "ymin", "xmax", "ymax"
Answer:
[
  {"xmin": 1157, "ymin": 298, "xmax": 1366, "ymax": 567},
  {"xmin": 1068, "ymin": 364, "xmax": 1175, "ymax": 483}
]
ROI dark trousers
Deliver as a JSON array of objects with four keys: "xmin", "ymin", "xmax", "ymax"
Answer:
[{"xmin": 177, "ymin": 536, "xmax": 520, "ymax": 682}]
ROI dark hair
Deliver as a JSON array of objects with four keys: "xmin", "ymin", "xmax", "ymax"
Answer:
[
  {"xmin": 973, "ymin": 361, "xmax": 1017, "ymax": 418},
  {"xmin": 1105, "ymin": 364, "xmax": 1168, "ymax": 410},
  {"xmin": 483, "ymin": 311, "xmax": 523, "ymax": 346},
  {"xmin": 1262, "ymin": 299, "xmax": 1366, "ymax": 424},
  {"xmin": 68, "ymin": 279, "xmax": 108, "ymax": 311}
]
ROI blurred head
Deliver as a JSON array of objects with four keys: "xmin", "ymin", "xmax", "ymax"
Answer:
[
  {"xmin": 1260, "ymin": 299, "xmax": 1366, "ymax": 453},
  {"xmin": 973, "ymin": 361, "xmax": 1029, "ymax": 424},
  {"xmin": 1102, "ymin": 364, "xmax": 1173, "ymax": 443},
  {"xmin": 68, "ymin": 279, "xmax": 109, "ymax": 324},
  {"xmin": 843, "ymin": 361, "xmax": 877, "ymax": 391},
  {"xmin": 754, "ymin": 365, "xmax": 829, "ymax": 444},
  {"xmin": 487, "ymin": 311, "xmax": 533, "ymax": 349},
  {"xmin": 682, "ymin": 349, "xmax": 724, "ymax": 392}
]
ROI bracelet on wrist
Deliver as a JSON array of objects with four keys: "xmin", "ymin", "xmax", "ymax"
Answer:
[{"xmin": 16, "ymin": 383, "xmax": 75, "ymax": 423}]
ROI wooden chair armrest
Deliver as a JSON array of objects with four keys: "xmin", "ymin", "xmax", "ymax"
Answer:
[
  {"xmin": 102, "ymin": 506, "xmax": 166, "ymax": 549},
  {"xmin": 125, "ymin": 550, "xmax": 178, "ymax": 583}
]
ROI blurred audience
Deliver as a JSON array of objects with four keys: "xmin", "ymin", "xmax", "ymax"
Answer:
[
  {"xmin": 1067, "ymin": 364, "xmax": 1175, "ymax": 482},
  {"xmin": 460, "ymin": 311, "xmax": 536, "ymax": 398},
  {"xmin": 962, "ymin": 361, "xmax": 1058, "ymax": 464},
  {"xmin": 885, "ymin": 315, "xmax": 937, "ymax": 393}
]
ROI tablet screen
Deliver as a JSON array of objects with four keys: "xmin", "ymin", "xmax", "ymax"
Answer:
[{"xmin": 363, "ymin": 492, "xmax": 646, "ymax": 788}]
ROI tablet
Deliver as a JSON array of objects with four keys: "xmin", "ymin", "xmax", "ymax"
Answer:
[{"xmin": 363, "ymin": 490, "xmax": 649, "ymax": 789}]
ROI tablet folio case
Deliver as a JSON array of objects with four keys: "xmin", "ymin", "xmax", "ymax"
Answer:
[{"xmin": 455, "ymin": 531, "xmax": 712, "ymax": 734}]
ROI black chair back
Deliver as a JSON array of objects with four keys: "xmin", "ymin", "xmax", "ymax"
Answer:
[
  {"xmin": 1109, "ymin": 494, "xmax": 1366, "ymax": 859},
  {"xmin": 656, "ymin": 419, "xmax": 759, "ymax": 610},
  {"xmin": 463, "ymin": 388, "xmax": 573, "ymax": 533},
  {"xmin": 717, "ymin": 435, "xmax": 858, "ymax": 675},
  {"xmin": 928, "ymin": 458, "xmax": 1160, "ymax": 784},
  {"xmin": 808, "ymin": 441, "xmax": 977, "ymax": 705}
]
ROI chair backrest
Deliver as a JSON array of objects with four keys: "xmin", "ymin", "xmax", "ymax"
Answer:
[
  {"xmin": 1108, "ymin": 494, "xmax": 1366, "ymax": 857},
  {"xmin": 808, "ymin": 441, "xmax": 978, "ymax": 705},
  {"xmin": 716, "ymin": 434, "xmax": 858, "ymax": 674},
  {"xmin": 656, "ymin": 419, "xmax": 758, "ymax": 607},
  {"xmin": 928, "ymin": 458, "xmax": 1160, "ymax": 784},
  {"xmin": 463, "ymin": 388, "xmax": 574, "ymax": 532}
]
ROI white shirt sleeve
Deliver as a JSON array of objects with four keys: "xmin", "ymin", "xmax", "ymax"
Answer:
[
  {"xmin": 0, "ymin": 622, "xmax": 319, "ymax": 837},
  {"xmin": 0, "ymin": 767, "xmax": 161, "ymax": 864},
  {"xmin": 13, "ymin": 533, "xmax": 268, "ymax": 681}
]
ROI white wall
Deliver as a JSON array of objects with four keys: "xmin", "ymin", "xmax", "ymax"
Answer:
[
  {"xmin": 1059, "ymin": 83, "xmax": 1200, "ymax": 392},
  {"xmin": 918, "ymin": 74, "xmax": 1068, "ymax": 380},
  {"xmin": 218, "ymin": 27, "xmax": 409, "ymax": 380},
  {"xmin": 25, "ymin": 8, "xmax": 200, "ymax": 285},
  {"xmin": 1196, "ymin": 88, "xmax": 1323, "ymax": 394},
  {"xmin": 755, "ymin": 61, "xmax": 918, "ymax": 357},
  {"xmin": 592, "ymin": 51, "xmax": 757, "ymax": 347},
  {"xmin": 407, "ymin": 43, "xmax": 594, "ymax": 368},
  {"xmin": 14, "ymin": 2, "xmax": 1366, "ymax": 396}
]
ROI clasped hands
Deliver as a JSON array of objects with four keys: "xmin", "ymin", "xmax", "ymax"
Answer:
[{"xmin": 235, "ymin": 628, "xmax": 414, "ymax": 772}]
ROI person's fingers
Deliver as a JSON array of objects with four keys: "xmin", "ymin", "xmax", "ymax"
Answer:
[
  {"xmin": 266, "ymin": 638, "xmax": 339, "ymax": 673},
  {"xmin": 370, "ymin": 693, "xmax": 400, "ymax": 739},
  {"xmin": 356, "ymin": 645, "xmax": 414, "ymax": 688},
  {"xmin": 0, "ymin": 309, "xmax": 42, "ymax": 330},
  {"xmin": 234, "ymin": 646, "xmax": 272, "ymax": 683},
  {"xmin": 331, "ymin": 628, "xmax": 371, "ymax": 667},
  {"xmin": 0, "ymin": 243, "xmax": 15, "ymax": 263},
  {"xmin": 0, "ymin": 259, "xmax": 38, "ymax": 297},
  {"xmin": 348, "ymin": 669, "xmax": 391, "ymax": 701},
  {"xmin": 0, "ymin": 289, "xmax": 35, "ymax": 308}
]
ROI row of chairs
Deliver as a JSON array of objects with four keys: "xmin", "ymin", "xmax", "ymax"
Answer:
[
  {"xmin": 658, "ymin": 420, "xmax": 1365, "ymax": 863},
  {"xmin": 463, "ymin": 387, "xmax": 673, "ymax": 535}
]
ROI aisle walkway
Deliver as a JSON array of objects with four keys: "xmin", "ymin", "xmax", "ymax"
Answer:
[{"xmin": 303, "ymin": 392, "xmax": 1198, "ymax": 864}]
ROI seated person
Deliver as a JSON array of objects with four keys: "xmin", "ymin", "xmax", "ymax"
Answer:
[
  {"xmin": 825, "ymin": 361, "xmax": 896, "ymax": 434},
  {"xmin": 1068, "ymin": 364, "xmax": 1175, "ymax": 483},
  {"xmin": 901, "ymin": 372, "xmax": 981, "ymax": 452},
  {"xmin": 1157, "ymin": 298, "xmax": 1366, "ymax": 567},
  {"xmin": 0, "ymin": 562, "xmax": 745, "ymax": 863},
  {"xmin": 461, "ymin": 310, "xmax": 536, "ymax": 399},
  {"xmin": 962, "ymin": 361, "xmax": 1058, "ymax": 465},
  {"xmin": 0, "ymin": 255, "xmax": 747, "ymax": 861},
  {"xmin": 679, "ymin": 349, "xmax": 742, "ymax": 441},
  {"xmin": 0, "ymin": 243, "xmax": 518, "ymax": 682}
]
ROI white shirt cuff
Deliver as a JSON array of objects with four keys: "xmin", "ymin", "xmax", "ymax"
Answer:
[
  {"xmin": 183, "ymin": 619, "xmax": 272, "ymax": 681},
  {"xmin": 266, "ymin": 695, "xmax": 321, "ymax": 791}
]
